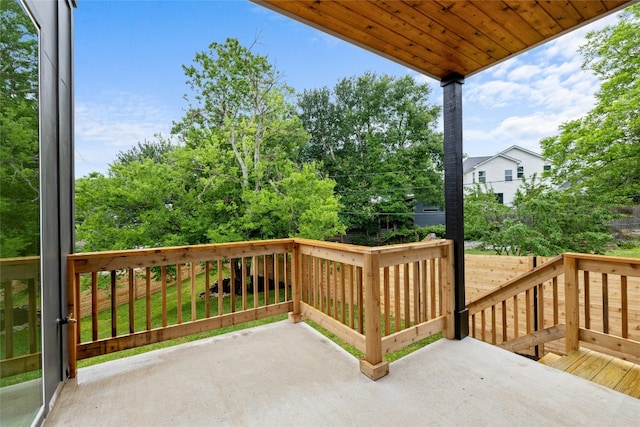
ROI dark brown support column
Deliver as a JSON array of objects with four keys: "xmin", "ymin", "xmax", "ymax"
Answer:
[{"xmin": 441, "ymin": 73, "xmax": 469, "ymax": 339}]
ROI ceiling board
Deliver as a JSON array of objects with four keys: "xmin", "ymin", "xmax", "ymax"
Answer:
[{"xmin": 254, "ymin": 0, "xmax": 634, "ymax": 80}]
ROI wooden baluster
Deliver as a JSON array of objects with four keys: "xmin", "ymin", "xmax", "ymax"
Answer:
[
  {"xmin": 525, "ymin": 288, "xmax": 532, "ymax": 335},
  {"xmin": 145, "ymin": 267, "xmax": 151, "ymax": 330},
  {"xmin": 481, "ymin": 309, "xmax": 486, "ymax": 342},
  {"xmin": 383, "ymin": 267, "xmax": 390, "ymax": 336},
  {"xmin": 552, "ymin": 276, "xmax": 559, "ymax": 325},
  {"xmin": 242, "ymin": 257, "xmax": 248, "ymax": 311},
  {"xmin": 161, "ymin": 265, "xmax": 167, "ymax": 327},
  {"xmin": 513, "ymin": 295, "xmax": 519, "ymax": 339},
  {"xmin": 253, "ymin": 256, "xmax": 259, "ymax": 309},
  {"xmin": 128, "ymin": 268, "xmax": 135, "ymax": 333},
  {"xmin": 176, "ymin": 264, "xmax": 182, "ymax": 324},
  {"xmin": 420, "ymin": 260, "xmax": 427, "ymax": 323},
  {"xmin": 357, "ymin": 267, "xmax": 364, "ymax": 334},
  {"xmin": 191, "ymin": 263, "xmax": 197, "ymax": 321},
  {"xmin": 602, "ymin": 273, "xmax": 609, "ymax": 334},
  {"xmin": 110, "ymin": 270, "xmax": 117, "ymax": 337},
  {"xmin": 217, "ymin": 260, "xmax": 224, "ymax": 317},
  {"xmin": 413, "ymin": 262, "xmax": 420, "ymax": 325},
  {"xmin": 394, "ymin": 264, "xmax": 401, "ymax": 332},
  {"xmin": 621, "ymin": 275, "xmax": 628, "ymax": 339},
  {"xmin": 333, "ymin": 261, "xmax": 338, "ymax": 319},
  {"xmin": 430, "ymin": 258, "xmax": 436, "ymax": 319},
  {"xmin": 349, "ymin": 264, "xmax": 355, "ymax": 329},
  {"xmin": 403, "ymin": 263, "xmax": 410, "ymax": 329},
  {"xmin": 501, "ymin": 300, "xmax": 507, "ymax": 342},
  {"xmin": 583, "ymin": 271, "xmax": 591, "ymax": 329},
  {"xmin": 92, "ymin": 271, "xmax": 98, "ymax": 341},
  {"xmin": 274, "ymin": 254, "xmax": 280, "ymax": 305},
  {"xmin": 230, "ymin": 258, "xmax": 237, "ymax": 313},
  {"xmin": 341, "ymin": 262, "xmax": 346, "ymax": 324},
  {"xmin": 205, "ymin": 262, "xmax": 210, "ymax": 318},
  {"xmin": 264, "ymin": 255, "xmax": 270, "ymax": 306},
  {"xmin": 3, "ymin": 280, "xmax": 14, "ymax": 358}
]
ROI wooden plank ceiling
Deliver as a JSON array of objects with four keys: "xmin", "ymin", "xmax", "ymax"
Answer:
[{"xmin": 254, "ymin": 0, "xmax": 634, "ymax": 80}]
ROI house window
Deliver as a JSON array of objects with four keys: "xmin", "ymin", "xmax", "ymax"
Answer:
[
  {"xmin": 543, "ymin": 165, "xmax": 551, "ymax": 172},
  {"xmin": 517, "ymin": 166, "xmax": 524, "ymax": 178},
  {"xmin": 505, "ymin": 169, "xmax": 513, "ymax": 182},
  {"xmin": 495, "ymin": 193, "xmax": 504, "ymax": 204},
  {"xmin": 478, "ymin": 171, "xmax": 486, "ymax": 183},
  {"xmin": 472, "ymin": 172, "xmax": 475, "ymax": 184}
]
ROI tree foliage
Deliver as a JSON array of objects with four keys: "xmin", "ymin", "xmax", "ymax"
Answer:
[
  {"xmin": 298, "ymin": 73, "xmax": 443, "ymax": 243},
  {"xmin": 541, "ymin": 4, "xmax": 640, "ymax": 202},
  {"xmin": 465, "ymin": 177, "xmax": 614, "ymax": 255},
  {"xmin": 0, "ymin": 0, "xmax": 39, "ymax": 257},
  {"xmin": 76, "ymin": 39, "xmax": 345, "ymax": 251}
]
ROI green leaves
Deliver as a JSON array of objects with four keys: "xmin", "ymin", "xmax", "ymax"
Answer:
[
  {"xmin": 76, "ymin": 39, "xmax": 346, "ymax": 251},
  {"xmin": 465, "ymin": 177, "xmax": 615, "ymax": 256},
  {"xmin": 542, "ymin": 4, "xmax": 640, "ymax": 203},
  {"xmin": 298, "ymin": 72, "xmax": 443, "ymax": 242}
]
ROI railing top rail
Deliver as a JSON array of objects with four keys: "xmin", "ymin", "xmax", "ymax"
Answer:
[
  {"xmin": 370, "ymin": 239, "xmax": 451, "ymax": 255},
  {"xmin": 564, "ymin": 252, "xmax": 640, "ymax": 265},
  {"xmin": 70, "ymin": 238, "xmax": 296, "ymax": 260},
  {"xmin": 294, "ymin": 238, "xmax": 452, "ymax": 254},
  {"xmin": 0, "ymin": 256, "xmax": 40, "ymax": 281},
  {"xmin": 293, "ymin": 238, "xmax": 372, "ymax": 254},
  {"xmin": 69, "ymin": 239, "xmax": 296, "ymax": 273}
]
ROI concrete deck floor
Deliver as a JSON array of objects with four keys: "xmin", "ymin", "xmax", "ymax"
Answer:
[{"xmin": 44, "ymin": 320, "xmax": 640, "ymax": 426}]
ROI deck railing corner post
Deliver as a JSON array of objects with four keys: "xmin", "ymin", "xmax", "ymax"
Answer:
[
  {"xmin": 360, "ymin": 251, "xmax": 388, "ymax": 380},
  {"xmin": 564, "ymin": 254, "xmax": 580, "ymax": 353},
  {"xmin": 289, "ymin": 241, "xmax": 303, "ymax": 323}
]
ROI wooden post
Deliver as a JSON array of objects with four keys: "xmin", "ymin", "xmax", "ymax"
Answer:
[
  {"xmin": 359, "ymin": 252, "xmax": 389, "ymax": 380},
  {"xmin": 564, "ymin": 255, "xmax": 580, "ymax": 353},
  {"xmin": 288, "ymin": 243, "xmax": 303, "ymax": 323},
  {"xmin": 441, "ymin": 73, "xmax": 469, "ymax": 339}
]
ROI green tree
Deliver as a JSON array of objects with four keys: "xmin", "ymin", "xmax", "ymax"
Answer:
[
  {"xmin": 76, "ymin": 39, "xmax": 345, "ymax": 252},
  {"xmin": 465, "ymin": 177, "xmax": 614, "ymax": 255},
  {"xmin": 298, "ymin": 73, "xmax": 443, "ymax": 243},
  {"xmin": 172, "ymin": 38, "xmax": 344, "ymax": 243},
  {"xmin": 541, "ymin": 4, "xmax": 640, "ymax": 202},
  {"xmin": 464, "ymin": 184, "xmax": 511, "ymax": 246},
  {"xmin": 0, "ymin": 0, "xmax": 39, "ymax": 258}
]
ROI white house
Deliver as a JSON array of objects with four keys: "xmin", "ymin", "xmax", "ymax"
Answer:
[{"xmin": 463, "ymin": 146, "xmax": 551, "ymax": 205}]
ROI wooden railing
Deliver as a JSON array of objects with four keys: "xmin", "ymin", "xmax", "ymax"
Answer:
[
  {"xmin": 67, "ymin": 238, "xmax": 456, "ymax": 380},
  {"xmin": 0, "ymin": 256, "xmax": 41, "ymax": 378},
  {"xmin": 292, "ymin": 238, "xmax": 455, "ymax": 380},
  {"xmin": 467, "ymin": 253, "xmax": 640, "ymax": 363},
  {"xmin": 67, "ymin": 240, "xmax": 295, "ymax": 378}
]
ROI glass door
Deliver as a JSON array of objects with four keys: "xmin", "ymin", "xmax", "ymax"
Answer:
[{"xmin": 0, "ymin": 0, "xmax": 43, "ymax": 424}]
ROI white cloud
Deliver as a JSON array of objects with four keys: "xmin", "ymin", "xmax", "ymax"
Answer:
[{"xmin": 75, "ymin": 91, "xmax": 173, "ymax": 177}]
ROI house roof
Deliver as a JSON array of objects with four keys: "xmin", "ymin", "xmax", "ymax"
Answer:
[
  {"xmin": 463, "ymin": 145, "xmax": 544, "ymax": 173},
  {"xmin": 252, "ymin": 0, "xmax": 634, "ymax": 80},
  {"xmin": 500, "ymin": 145, "xmax": 544, "ymax": 159},
  {"xmin": 462, "ymin": 156, "xmax": 491, "ymax": 173},
  {"xmin": 463, "ymin": 153, "xmax": 521, "ymax": 173}
]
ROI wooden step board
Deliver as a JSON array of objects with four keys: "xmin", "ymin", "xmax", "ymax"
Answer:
[{"xmin": 541, "ymin": 349, "xmax": 640, "ymax": 399}]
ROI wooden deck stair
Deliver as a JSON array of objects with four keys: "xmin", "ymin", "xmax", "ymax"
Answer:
[{"xmin": 540, "ymin": 349, "xmax": 640, "ymax": 399}]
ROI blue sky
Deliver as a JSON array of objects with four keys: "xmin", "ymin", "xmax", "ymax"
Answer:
[{"xmin": 74, "ymin": 0, "xmax": 621, "ymax": 178}]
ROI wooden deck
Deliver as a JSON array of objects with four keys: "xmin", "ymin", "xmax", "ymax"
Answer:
[
  {"xmin": 540, "ymin": 349, "xmax": 640, "ymax": 399},
  {"xmin": 44, "ymin": 321, "xmax": 640, "ymax": 426}
]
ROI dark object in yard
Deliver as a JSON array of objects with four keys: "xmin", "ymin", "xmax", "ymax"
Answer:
[{"xmin": 199, "ymin": 276, "xmax": 286, "ymax": 298}]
